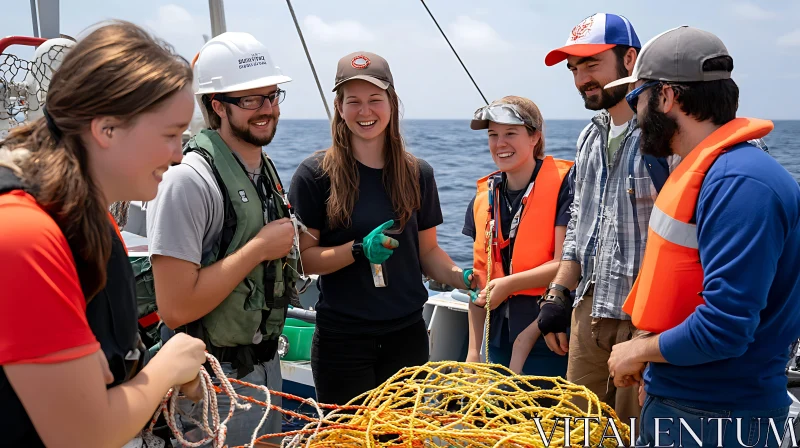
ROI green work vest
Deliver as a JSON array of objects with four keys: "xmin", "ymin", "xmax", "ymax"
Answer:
[{"xmin": 184, "ymin": 129, "xmax": 298, "ymax": 348}]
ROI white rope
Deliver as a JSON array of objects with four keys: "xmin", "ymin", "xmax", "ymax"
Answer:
[
  {"xmin": 281, "ymin": 396, "xmax": 325, "ymax": 448},
  {"xmin": 248, "ymin": 383, "xmax": 271, "ymax": 447},
  {"xmin": 147, "ymin": 352, "xmax": 273, "ymax": 448}
]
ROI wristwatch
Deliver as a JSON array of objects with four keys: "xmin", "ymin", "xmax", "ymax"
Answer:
[
  {"xmin": 539, "ymin": 282, "xmax": 571, "ymax": 307},
  {"xmin": 351, "ymin": 238, "xmax": 364, "ymax": 260}
]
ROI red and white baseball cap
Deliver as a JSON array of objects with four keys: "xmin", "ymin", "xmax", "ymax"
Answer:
[{"xmin": 545, "ymin": 13, "xmax": 641, "ymax": 66}]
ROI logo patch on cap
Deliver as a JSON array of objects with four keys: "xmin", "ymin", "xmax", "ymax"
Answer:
[
  {"xmin": 570, "ymin": 16, "xmax": 594, "ymax": 42},
  {"xmin": 351, "ymin": 55, "xmax": 371, "ymax": 70}
]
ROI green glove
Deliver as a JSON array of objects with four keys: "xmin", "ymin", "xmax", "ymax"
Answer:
[
  {"xmin": 462, "ymin": 268, "xmax": 474, "ymax": 289},
  {"xmin": 363, "ymin": 220, "xmax": 399, "ymax": 264},
  {"xmin": 461, "ymin": 268, "xmax": 481, "ymax": 303}
]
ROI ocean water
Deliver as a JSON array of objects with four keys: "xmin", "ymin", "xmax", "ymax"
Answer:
[{"xmin": 267, "ymin": 119, "xmax": 800, "ymax": 267}]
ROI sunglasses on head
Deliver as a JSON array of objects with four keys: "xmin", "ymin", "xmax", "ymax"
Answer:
[{"xmin": 474, "ymin": 103, "xmax": 537, "ymax": 131}]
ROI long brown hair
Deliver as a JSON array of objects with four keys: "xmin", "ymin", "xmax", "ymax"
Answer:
[
  {"xmin": 322, "ymin": 86, "xmax": 420, "ymax": 229},
  {"xmin": 0, "ymin": 21, "xmax": 192, "ymax": 300}
]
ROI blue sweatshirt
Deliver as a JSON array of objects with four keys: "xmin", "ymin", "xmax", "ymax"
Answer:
[{"xmin": 645, "ymin": 143, "xmax": 800, "ymax": 410}]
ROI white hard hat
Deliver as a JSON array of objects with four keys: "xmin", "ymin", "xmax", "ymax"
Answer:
[{"xmin": 192, "ymin": 32, "xmax": 291, "ymax": 96}]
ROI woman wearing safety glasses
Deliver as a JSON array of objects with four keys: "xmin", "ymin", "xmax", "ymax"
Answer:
[
  {"xmin": 463, "ymin": 96, "xmax": 575, "ymax": 375},
  {"xmin": 289, "ymin": 52, "xmax": 474, "ymax": 405}
]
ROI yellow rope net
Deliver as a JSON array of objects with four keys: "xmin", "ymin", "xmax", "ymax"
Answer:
[
  {"xmin": 157, "ymin": 211, "xmax": 629, "ymax": 447},
  {"xmin": 280, "ymin": 361, "xmax": 630, "ymax": 447}
]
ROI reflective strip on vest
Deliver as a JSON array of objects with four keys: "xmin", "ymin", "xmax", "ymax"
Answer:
[{"xmin": 650, "ymin": 205, "xmax": 698, "ymax": 249}]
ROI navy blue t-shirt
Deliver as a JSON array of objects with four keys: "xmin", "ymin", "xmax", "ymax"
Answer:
[
  {"xmin": 647, "ymin": 143, "xmax": 800, "ymax": 410},
  {"xmin": 288, "ymin": 152, "xmax": 443, "ymax": 335}
]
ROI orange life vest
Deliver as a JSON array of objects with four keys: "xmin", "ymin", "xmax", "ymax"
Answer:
[
  {"xmin": 623, "ymin": 118, "xmax": 774, "ymax": 332},
  {"xmin": 472, "ymin": 156, "xmax": 574, "ymax": 296}
]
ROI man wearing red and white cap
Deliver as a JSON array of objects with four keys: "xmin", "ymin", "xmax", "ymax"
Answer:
[{"xmin": 536, "ymin": 13, "xmax": 680, "ymax": 423}]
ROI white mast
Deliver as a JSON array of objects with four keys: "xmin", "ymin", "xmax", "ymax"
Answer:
[
  {"xmin": 208, "ymin": 0, "xmax": 227, "ymax": 38},
  {"xmin": 36, "ymin": 0, "xmax": 60, "ymax": 39}
]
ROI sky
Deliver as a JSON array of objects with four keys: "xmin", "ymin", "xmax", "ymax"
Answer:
[{"xmin": 2, "ymin": 0, "xmax": 799, "ymax": 121}]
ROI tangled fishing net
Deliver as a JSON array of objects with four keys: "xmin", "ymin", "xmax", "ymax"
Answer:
[
  {"xmin": 149, "ymin": 355, "xmax": 629, "ymax": 448},
  {"xmin": 145, "ymin": 218, "xmax": 628, "ymax": 447}
]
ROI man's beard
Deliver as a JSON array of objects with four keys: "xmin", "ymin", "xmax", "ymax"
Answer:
[
  {"xmin": 580, "ymin": 82, "xmax": 629, "ymax": 111},
  {"xmin": 579, "ymin": 62, "xmax": 630, "ymax": 111},
  {"xmin": 639, "ymin": 92, "xmax": 679, "ymax": 158},
  {"xmin": 229, "ymin": 112, "xmax": 279, "ymax": 147}
]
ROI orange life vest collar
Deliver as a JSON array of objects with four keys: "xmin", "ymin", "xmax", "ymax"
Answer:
[
  {"xmin": 472, "ymin": 156, "xmax": 573, "ymax": 296},
  {"xmin": 623, "ymin": 118, "xmax": 774, "ymax": 332}
]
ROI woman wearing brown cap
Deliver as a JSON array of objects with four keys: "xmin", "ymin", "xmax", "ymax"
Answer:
[
  {"xmin": 289, "ymin": 51, "xmax": 473, "ymax": 405},
  {"xmin": 463, "ymin": 96, "xmax": 575, "ymax": 376}
]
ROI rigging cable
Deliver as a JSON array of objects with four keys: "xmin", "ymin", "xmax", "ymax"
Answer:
[
  {"xmin": 286, "ymin": 0, "xmax": 332, "ymax": 121},
  {"xmin": 419, "ymin": 0, "xmax": 489, "ymax": 105}
]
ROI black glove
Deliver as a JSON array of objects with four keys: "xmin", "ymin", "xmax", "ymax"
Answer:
[
  {"xmin": 537, "ymin": 283, "xmax": 572, "ymax": 335},
  {"xmin": 537, "ymin": 302, "xmax": 570, "ymax": 335}
]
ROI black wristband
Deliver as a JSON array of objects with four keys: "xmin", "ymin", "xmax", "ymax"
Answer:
[
  {"xmin": 547, "ymin": 282, "xmax": 571, "ymax": 296},
  {"xmin": 351, "ymin": 238, "xmax": 364, "ymax": 260},
  {"xmin": 539, "ymin": 283, "xmax": 572, "ymax": 308}
]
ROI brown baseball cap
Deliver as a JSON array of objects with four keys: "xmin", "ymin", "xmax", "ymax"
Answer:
[{"xmin": 332, "ymin": 51, "xmax": 394, "ymax": 92}]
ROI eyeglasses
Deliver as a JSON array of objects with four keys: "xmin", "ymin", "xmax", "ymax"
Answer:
[
  {"xmin": 474, "ymin": 103, "xmax": 537, "ymax": 131},
  {"xmin": 625, "ymin": 81, "xmax": 659, "ymax": 113},
  {"xmin": 215, "ymin": 89, "xmax": 286, "ymax": 110}
]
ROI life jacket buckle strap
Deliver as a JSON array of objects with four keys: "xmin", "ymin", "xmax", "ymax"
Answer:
[{"xmin": 122, "ymin": 335, "xmax": 147, "ymax": 383}]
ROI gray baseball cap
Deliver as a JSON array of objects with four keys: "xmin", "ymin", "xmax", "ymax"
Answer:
[
  {"xmin": 332, "ymin": 51, "xmax": 394, "ymax": 92},
  {"xmin": 605, "ymin": 26, "xmax": 732, "ymax": 89}
]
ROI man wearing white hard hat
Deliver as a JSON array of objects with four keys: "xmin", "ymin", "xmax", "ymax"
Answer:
[{"xmin": 146, "ymin": 32, "xmax": 296, "ymax": 445}]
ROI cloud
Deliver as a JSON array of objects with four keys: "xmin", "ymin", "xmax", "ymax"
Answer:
[
  {"xmin": 778, "ymin": 29, "xmax": 800, "ymax": 47},
  {"xmin": 303, "ymin": 15, "xmax": 376, "ymax": 43},
  {"xmin": 145, "ymin": 4, "xmax": 203, "ymax": 38},
  {"xmin": 448, "ymin": 16, "xmax": 511, "ymax": 52},
  {"xmin": 732, "ymin": 2, "xmax": 776, "ymax": 20}
]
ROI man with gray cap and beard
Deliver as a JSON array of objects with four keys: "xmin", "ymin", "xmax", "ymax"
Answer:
[{"xmin": 607, "ymin": 26, "xmax": 800, "ymax": 447}]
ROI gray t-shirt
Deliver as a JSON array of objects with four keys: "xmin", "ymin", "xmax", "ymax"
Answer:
[{"xmin": 146, "ymin": 151, "xmax": 224, "ymax": 264}]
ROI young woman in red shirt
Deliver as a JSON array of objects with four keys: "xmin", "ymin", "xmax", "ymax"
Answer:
[{"xmin": 0, "ymin": 21, "xmax": 206, "ymax": 447}]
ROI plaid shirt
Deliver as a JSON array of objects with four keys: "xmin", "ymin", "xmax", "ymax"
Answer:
[{"xmin": 562, "ymin": 111, "xmax": 680, "ymax": 319}]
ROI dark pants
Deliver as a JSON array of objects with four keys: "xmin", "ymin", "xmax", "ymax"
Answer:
[
  {"xmin": 311, "ymin": 318, "xmax": 429, "ymax": 405},
  {"xmin": 637, "ymin": 394, "xmax": 790, "ymax": 448},
  {"xmin": 488, "ymin": 316, "xmax": 568, "ymax": 378}
]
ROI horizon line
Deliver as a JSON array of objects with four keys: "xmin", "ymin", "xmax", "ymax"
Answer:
[{"xmin": 275, "ymin": 117, "xmax": 800, "ymax": 121}]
